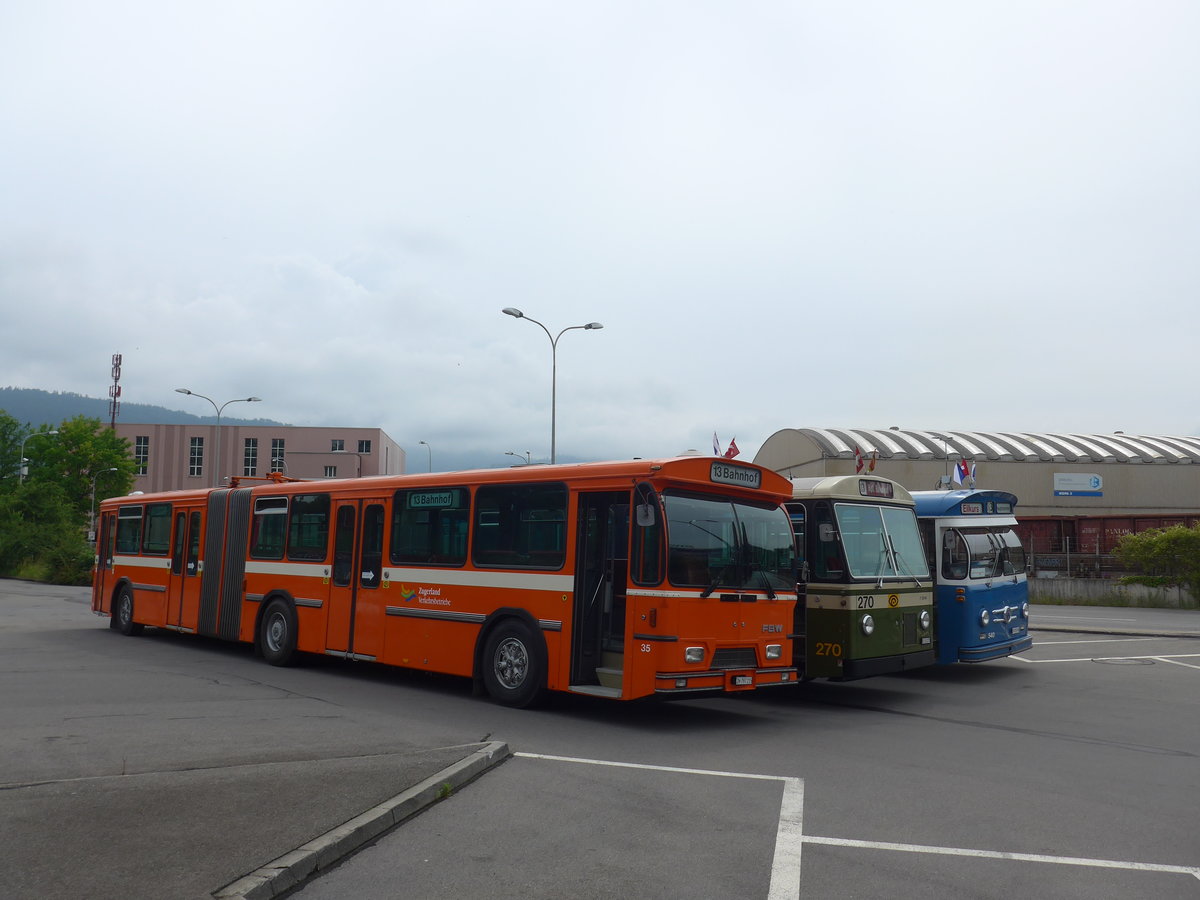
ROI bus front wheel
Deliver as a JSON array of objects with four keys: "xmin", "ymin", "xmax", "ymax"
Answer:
[
  {"xmin": 113, "ymin": 587, "xmax": 143, "ymax": 636},
  {"xmin": 482, "ymin": 620, "xmax": 546, "ymax": 708},
  {"xmin": 259, "ymin": 599, "xmax": 298, "ymax": 667}
]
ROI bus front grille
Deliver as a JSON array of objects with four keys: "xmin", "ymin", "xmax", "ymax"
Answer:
[
  {"xmin": 712, "ymin": 647, "xmax": 757, "ymax": 669},
  {"xmin": 902, "ymin": 612, "xmax": 918, "ymax": 645}
]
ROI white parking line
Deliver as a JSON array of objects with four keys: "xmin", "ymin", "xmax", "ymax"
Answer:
[
  {"xmin": 1014, "ymin": 653, "xmax": 1200, "ymax": 664},
  {"xmin": 1035, "ymin": 614, "xmax": 1138, "ymax": 622},
  {"xmin": 514, "ymin": 752, "xmax": 804, "ymax": 900},
  {"xmin": 1157, "ymin": 656, "xmax": 1200, "ymax": 670},
  {"xmin": 802, "ymin": 835, "xmax": 1200, "ymax": 881},
  {"xmin": 513, "ymin": 752, "xmax": 1200, "ymax": 895},
  {"xmin": 1033, "ymin": 637, "xmax": 1160, "ymax": 646}
]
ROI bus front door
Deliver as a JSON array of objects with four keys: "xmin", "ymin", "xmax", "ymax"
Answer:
[
  {"xmin": 327, "ymin": 499, "xmax": 387, "ymax": 660},
  {"xmin": 572, "ymin": 492, "xmax": 629, "ymax": 689}
]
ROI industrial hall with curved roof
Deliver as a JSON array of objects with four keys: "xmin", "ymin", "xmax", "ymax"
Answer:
[{"xmin": 753, "ymin": 427, "xmax": 1200, "ymax": 523}]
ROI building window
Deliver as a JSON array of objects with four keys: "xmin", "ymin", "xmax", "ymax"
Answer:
[
  {"xmin": 189, "ymin": 437, "xmax": 204, "ymax": 477},
  {"xmin": 270, "ymin": 438, "xmax": 285, "ymax": 473},
  {"xmin": 244, "ymin": 438, "xmax": 258, "ymax": 477},
  {"xmin": 331, "ymin": 439, "xmax": 345, "ymax": 452},
  {"xmin": 324, "ymin": 465, "xmax": 338, "ymax": 478},
  {"xmin": 358, "ymin": 439, "xmax": 372, "ymax": 454},
  {"xmin": 134, "ymin": 436, "xmax": 149, "ymax": 476}
]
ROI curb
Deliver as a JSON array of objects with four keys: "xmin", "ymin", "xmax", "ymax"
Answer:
[
  {"xmin": 213, "ymin": 740, "xmax": 512, "ymax": 900},
  {"xmin": 1032, "ymin": 625, "xmax": 1200, "ymax": 640}
]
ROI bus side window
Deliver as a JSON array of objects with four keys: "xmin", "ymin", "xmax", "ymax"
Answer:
[
  {"xmin": 630, "ymin": 483, "xmax": 662, "ymax": 584},
  {"xmin": 812, "ymin": 503, "xmax": 843, "ymax": 579},
  {"xmin": 390, "ymin": 487, "xmax": 469, "ymax": 566},
  {"xmin": 943, "ymin": 530, "xmax": 968, "ymax": 580},
  {"xmin": 250, "ymin": 497, "xmax": 288, "ymax": 559},
  {"xmin": 115, "ymin": 505, "xmax": 143, "ymax": 555},
  {"xmin": 473, "ymin": 483, "xmax": 567, "ymax": 568},
  {"xmin": 288, "ymin": 493, "xmax": 331, "ymax": 561}
]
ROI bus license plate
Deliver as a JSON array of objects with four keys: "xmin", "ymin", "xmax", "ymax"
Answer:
[{"xmin": 732, "ymin": 675, "xmax": 753, "ymax": 686}]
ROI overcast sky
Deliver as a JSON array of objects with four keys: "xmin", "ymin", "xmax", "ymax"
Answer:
[{"xmin": 2, "ymin": 2, "xmax": 1197, "ymax": 471}]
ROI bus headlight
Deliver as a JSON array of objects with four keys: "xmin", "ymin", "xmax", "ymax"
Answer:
[
  {"xmin": 766, "ymin": 644, "xmax": 782, "ymax": 659},
  {"xmin": 1021, "ymin": 602, "xmax": 1029, "ymax": 619},
  {"xmin": 980, "ymin": 609, "xmax": 991, "ymax": 626},
  {"xmin": 918, "ymin": 610, "xmax": 931, "ymax": 631},
  {"xmin": 860, "ymin": 614, "xmax": 875, "ymax": 636},
  {"xmin": 684, "ymin": 646, "xmax": 705, "ymax": 664}
]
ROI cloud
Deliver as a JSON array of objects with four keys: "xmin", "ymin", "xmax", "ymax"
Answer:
[{"xmin": 2, "ymin": 2, "xmax": 1198, "ymax": 470}]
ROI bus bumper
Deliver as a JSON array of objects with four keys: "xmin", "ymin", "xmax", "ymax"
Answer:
[
  {"xmin": 654, "ymin": 667, "xmax": 799, "ymax": 695},
  {"xmin": 958, "ymin": 634, "xmax": 1034, "ymax": 663},
  {"xmin": 836, "ymin": 649, "xmax": 936, "ymax": 681}
]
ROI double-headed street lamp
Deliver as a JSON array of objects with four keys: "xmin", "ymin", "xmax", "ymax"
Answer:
[
  {"xmin": 89, "ymin": 467, "xmax": 119, "ymax": 540},
  {"xmin": 18, "ymin": 429, "xmax": 59, "ymax": 482},
  {"xmin": 501, "ymin": 307, "xmax": 603, "ymax": 464},
  {"xmin": 175, "ymin": 389, "xmax": 262, "ymax": 487}
]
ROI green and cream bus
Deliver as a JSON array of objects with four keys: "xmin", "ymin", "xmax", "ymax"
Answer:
[{"xmin": 787, "ymin": 475, "xmax": 935, "ymax": 679}]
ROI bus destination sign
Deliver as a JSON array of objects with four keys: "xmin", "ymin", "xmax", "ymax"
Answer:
[
  {"xmin": 858, "ymin": 479, "xmax": 894, "ymax": 499},
  {"xmin": 960, "ymin": 502, "xmax": 984, "ymax": 515},
  {"xmin": 710, "ymin": 462, "xmax": 762, "ymax": 490},
  {"xmin": 408, "ymin": 490, "xmax": 458, "ymax": 509}
]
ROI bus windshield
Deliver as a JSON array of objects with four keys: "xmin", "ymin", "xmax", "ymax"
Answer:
[
  {"xmin": 942, "ymin": 526, "xmax": 1026, "ymax": 580},
  {"xmin": 664, "ymin": 493, "xmax": 795, "ymax": 593},
  {"xmin": 834, "ymin": 503, "xmax": 931, "ymax": 581}
]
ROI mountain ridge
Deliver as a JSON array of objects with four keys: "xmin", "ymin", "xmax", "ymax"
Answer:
[{"xmin": 0, "ymin": 386, "xmax": 289, "ymax": 428}]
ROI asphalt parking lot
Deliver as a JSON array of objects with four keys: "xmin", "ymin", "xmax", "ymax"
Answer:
[{"xmin": 3, "ymin": 583, "xmax": 1198, "ymax": 899}]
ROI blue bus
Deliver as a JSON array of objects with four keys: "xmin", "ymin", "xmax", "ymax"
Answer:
[{"xmin": 911, "ymin": 490, "xmax": 1033, "ymax": 664}]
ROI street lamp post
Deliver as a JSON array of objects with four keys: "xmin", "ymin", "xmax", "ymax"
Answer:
[
  {"xmin": 89, "ymin": 467, "xmax": 119, "ymax": 540},
  {"xmin": 18, "ymin": 429, "xmax": 59, "ymax": 482},
  {"xmin": 418, "ymin": 440, "xmax": 432, "ymax": 472},
  {"xmin": 501, "ymin": 307, "xmax": 603, "ymax": 464},
  {"xmin": 175, "ymin": 389, "xmax": 262, "ymax": 487},
  {"xmin": 505, "ymin": 450, "xmax": 531, "ymax": 465}
]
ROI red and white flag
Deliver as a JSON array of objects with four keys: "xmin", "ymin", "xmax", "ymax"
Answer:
[
  {"xmin": 724, "ymin": 438, "xmax": 740, "ymax": 459},
  {"xmin": 854, "ymin": 445, "xmax": 865, "ymax": 474}
]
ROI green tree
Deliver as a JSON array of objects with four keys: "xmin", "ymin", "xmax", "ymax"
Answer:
[
  {"xmin": 19, "ymin": 415, "xmax": 135, "ymax": 528},
  {"xmin": 0, "ymin": 411, "xmax": 135, "ymax": 584},
  {"xmin": 0, "ymin": 410, "xmax": 30, "ymax": 489},
  {"xmin": 1114, "ymin": 525, "xmax": 1200, "ymax": 601}
]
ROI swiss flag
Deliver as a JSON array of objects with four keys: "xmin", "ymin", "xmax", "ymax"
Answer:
[{"xmin": 724, "ymin": 438, "xmax": 740, "ymax": 459}]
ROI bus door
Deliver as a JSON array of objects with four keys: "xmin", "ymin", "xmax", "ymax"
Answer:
[
  {"xmin": 571, "ymin": 492, "xmax": 629, "ymax": 687},
  {"xmin": 167, "ymin": 508, "xmax": 204, "ymax": 629},
  {"xmin": 92, "ymin": 511, "xmax": 116, "ymax": 614},
  {"xmin": 327, "ymin": 498, "xmax": 387, "ymax": 659}
]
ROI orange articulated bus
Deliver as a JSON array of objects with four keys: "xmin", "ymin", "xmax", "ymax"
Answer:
[{"xmin": 92, "ymin": 457, "xmax": 799, "ymax": 706}]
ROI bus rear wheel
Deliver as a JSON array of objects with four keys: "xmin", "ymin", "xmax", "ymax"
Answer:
[
  {"xmin": 259, "ymin": 598, "xmax": 298, "ymax": 667},
  {"xmin": 482, "ymin": 620, "xmax": 546, "ymax": 708},
  {"xmin": 113, "ymin": 587, "xmax": 144, "ymax": 636}
]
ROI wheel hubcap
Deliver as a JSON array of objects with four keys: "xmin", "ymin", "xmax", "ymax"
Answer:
[
  {"xmin": 266, "ymin": 614, "xmax": 286, "ymax": 652},
  {"xmin": 494, "ymin": 637, "xmax": 528, "ymax": 689}
]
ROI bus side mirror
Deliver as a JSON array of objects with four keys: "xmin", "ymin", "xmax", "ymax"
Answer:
[
  {"xmin": 636, "ymin": 503, "xmax": 656, "ymax": 527},
  {"xmin": 818, "ymin": 523, "xmax": 835, "ymax": 542}
]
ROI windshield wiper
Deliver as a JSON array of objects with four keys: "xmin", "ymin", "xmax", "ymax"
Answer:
[
  {"xmin": 888, "ymin": 535, "xmax": 924, "ymax": 587},
  {"xmin": 700, "ymin": 562, "xmax": 738, "ymax": 598}
]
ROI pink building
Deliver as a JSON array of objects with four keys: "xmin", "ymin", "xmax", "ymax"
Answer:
[{"xmin": 114, "ymin": 423, "xmax": 405, "ymax": 493}]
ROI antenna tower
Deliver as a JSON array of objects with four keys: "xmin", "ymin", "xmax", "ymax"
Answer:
[{"xmin": 108, "ymin": 353, "xmax": 122, "ymax": 429}]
